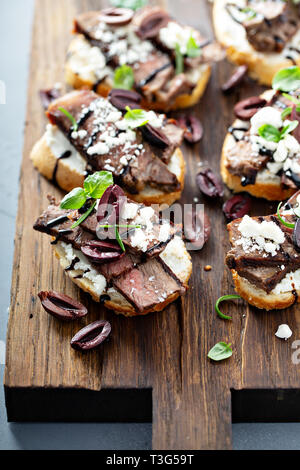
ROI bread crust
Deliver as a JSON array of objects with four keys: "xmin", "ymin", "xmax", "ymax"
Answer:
[
  {"xmin": 213, "ymin": 0, "xmax": 300, "ymax": 86},
  {"xmin": 31, "ymin": 133, "xmax": 185, "ymax": 206},
  {"xmin": 220, "ymin": 132, "xmax": 295, "ymax": 200},
  {"xmin": 65, "ymin": 37, "xmax": 211, "ymax": 111},
  {"xmin": 54, "ymin": 242, "xmax": 192, "ymax": 317},
  {"xmin": 231, "ymin": 269, "xmax": 300, "ymax": 310}
]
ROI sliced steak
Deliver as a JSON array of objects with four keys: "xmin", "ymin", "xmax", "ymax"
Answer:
[
  {"xmin": 113, "ymin": 257, "xmax": 185, "ymax": 312},
  {"xmin": 234, "ymin": 264, "xmax": 291, "ymax": 293},
  {"xmin": 225, "ymin": 137, "xmax": 269, "ymax": 182},
  {"xmin": 155, "ymin": 74, "xmax": 195, "ymax": 108},
  {"xmin": 47, "ymin": 90, "xmax": 180, "ymax": 194},
  {"xmin": 243, "ymin": 1, "xmax": 298, "ymax": 52}
]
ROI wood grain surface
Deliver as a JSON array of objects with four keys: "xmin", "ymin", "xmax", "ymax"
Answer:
[{"xmin": 4, "ymin": 0, "xmax": 300, "ymax": 450}]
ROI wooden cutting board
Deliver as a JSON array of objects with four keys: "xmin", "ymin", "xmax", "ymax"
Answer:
[{"xmin": 4, "ymin": 0, "xmax": 300, "ymax": 450}]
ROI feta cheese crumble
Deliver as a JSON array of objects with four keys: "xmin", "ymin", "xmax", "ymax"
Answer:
[
  {"xmin": 275, "ymin": 324, "xmax": 293, "ymax": 340},
  {"xmin": 236, "ymin": 215, "xmax": 285, "ymax": 256}
]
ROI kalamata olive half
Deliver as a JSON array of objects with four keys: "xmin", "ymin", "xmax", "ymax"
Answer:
[
  {"xmin": 222, "ymin": 194, "xmax": 251, "ymax": 221},
  {"xmin": 234, "ymin": 96, "xmax": 266, "ymax": 120},
  {"xmin": 196, "ymin": 169, "xmax": 224, "ymax": 198},
  {"xmin": 71, "ymin": 320, "xmax": 112, "ymax": 351},
  {"xmin": 141, "ymin": 124, "xmax": 170, "ymax": 148},
  {"xmin": 97, "ymin": 185, "xmax": 126, "ymax": 225},
  {"xmin": 177, "ymin": 115, "xmax": 203, "ymax": 144},
  {"xmin": 293, "ymin": 219, "xmax": 300, "ymax": 251},
  {"xmin": 100, "ymin": 8, "xmax": 134, "ymax": 26},
  {"xmin": 221, "ymin": 65, "xmax": 248, "ymax": 93},
  {"xmin": 39, "ymin": 87, "xmax": 61, "ymax": 110},
  {"xmin": 136, "ymin": 7, "xmax": 170, "ymax": 39},
  {"xmin": 38, "ymin": 291, "xmax": 88, "ymax": 321},
  {"xmin": 81, "ymin": 240, "xmax": 124, "ymax": 264},
  {"xmin": 108, "ymin": 89, "xmax": 142, "ymax": 112}
]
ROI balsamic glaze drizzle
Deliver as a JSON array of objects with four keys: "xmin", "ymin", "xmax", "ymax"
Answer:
[
  {"xmin": 46, "ymin": 215, "xmax": 69, "ymax": 228},
  {"xmin": 52, "ymin": 150, "xmax": 72, "ymax": 186},
  {"xmin": 228, "ymin": 126, "xmax": 248, "ymax": 142}
]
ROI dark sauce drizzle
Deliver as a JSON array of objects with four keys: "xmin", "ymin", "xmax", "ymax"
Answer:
[
  {"xmin": 65, "ymin": 256, "xmax": 80, "ymax": 271},
  {"xmin": 51, "ymin": 229, "xmax": 73, "ymax": 245},
  {"xmin": 46, "ymin": 215, "xmax": 69, "ymax": 228},
  {"xmin": 228, "ymin": 126, "xmax": 248, "ymax": 142},
  {"xmin": 52, "ymin": 150, "xmax": 72, "ymax": 186}
]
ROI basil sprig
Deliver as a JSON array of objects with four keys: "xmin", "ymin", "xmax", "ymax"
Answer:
[
  {"xmin": 186, "ymin": 36, "xmax": 201, "ymax": 59},
  {"xmin": 208, "ymin": 342, "xmax": 233, "ymax": 362},
  {"xmin": 113, "ymin": 65, "xmax": 134, "ymax": 90},
  {"xmin": 60, "ymin": 171, "xmax": 113, "ymax": 229},
  {"xmin": 240, "ymin": 7, "xmax": 256, "ymax": 19},
  {"xmin": 110, "ymin": 0, "xmax": 148, "ymax": 10},
  {"xmin": 272, "ymin": 66, "xmax": 300, "ymax": 92},
  {"xmin": 280, "ymin": 93, "xmax": 300, "ymax": 120},
  {"xmin": 124, "ymin": 106, "xmax": 149, "ymax": 128},
  {"xmin": 215, "ymin": 294, "xmax": 241, "ymax": 320},
  {"xmin": 58, "ymin": 107, "xmax": 78, "ymax": 132},
  {"xmin": 258, "ymin": 120, "xmax": 299, "ymax": 143}
]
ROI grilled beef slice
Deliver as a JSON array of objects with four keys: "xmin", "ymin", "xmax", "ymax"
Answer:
[
  {"xmin": 243, "ymin": 1, "xmax": 298, "ymax": 52},
  {"xmin": 33, "ymin": 203, "xmax": 186, "ymax": 312},
  {"xmin": 47, "ymin": 91, "xmax": 180, "ymax": 194},
  {"xmin": 225, "ymin": 137, "xmax": 269, "ymax": 180}
]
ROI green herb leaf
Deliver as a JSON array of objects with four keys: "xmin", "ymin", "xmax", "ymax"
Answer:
[
  {"xmin": 280, "ymin": 120, "xmax": 299, "ymax": 139},
  {"xmin": 84, "ymin": 171, "xmax": 113, "ymax": 199},
  {"xmin": 115, "ymin": 226, "xmax": 125, "ymax": 252},
  {"xmin": 276, "ymin": 202, "xmax": 295, "ymax": 228},
  {"xmin": 175, "ymin": 43, "xmax": 184, "ymax": 75},
  {"xmin": 241, "ymin": 7, "xmax": 257, "ymax": 19},
  {"xmin": 215, "ymin": 295, "xmax": 241, "ymax": 320},
  {"xmin": 207, "ymin": 342, "xmax": 233, "ymax": 362},
  {"xmin": 110, "ymin": 0, "xmax": 148, "ymax": 10},
  {"xmin": 60, "ymin": 187, "xmax": 87, "ymax": 210},
  {"xmin": 258, "ymin": 124, "xmax": 281, "ymax": 143},
  {"xmin": 186, "ymin": 36, "xmax": 201, "ymax": 58},
  {"xmin": 71, "ymin": 201, "xmax": 97, "ymax": 229},
  {"xmin": 272, "ymin": 66, "xmax": 300, "ymax": 92},
  {"xmin": 58, "ymin": 107, "xmax": 78, "ymax": 132},
  {"xmin": 113, "ymin": 65, "xmax": 134, "ymax": 90},
  {"xmin": 281, "ymin": 106, "xmax": 293, "ymax": 119},
  {"xmin": 124, "ymin": 106, "xmax": 149, "ymax": 128},
  {"xmin": 282, "ymin": 93, "xmax": 300, "ymax": 105}
]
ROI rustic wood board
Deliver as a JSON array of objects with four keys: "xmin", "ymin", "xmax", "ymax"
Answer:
[{"xmin": 4, "ymin": 0, "xmax": 300, "ymax": 450}]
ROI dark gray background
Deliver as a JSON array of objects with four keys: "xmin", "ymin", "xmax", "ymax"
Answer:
[{"xmin": 0, "ymin": 0, "xmax": 300, "ymax": 450}]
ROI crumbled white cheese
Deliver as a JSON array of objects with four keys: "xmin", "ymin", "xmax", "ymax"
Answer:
[
  {"xmin": 275, "ymin": 324, "xmax": 293, "ymax": 340},
  {"xmin": 158, "ymin": 223, "xmax": 171, "ymax": 243},
  {"xmin": 159, "ymin": 21, "xmax": 199, "ymax": 54},
  {"xmin": 236, "ymin": 215, "xmax": 285, "ymax": 256},
  {"xmin": 160, "ymin": 236, "xmax": 191, "ymax": 279},
  {"xmin": 68, "ymin": 36, "xmax": 112, "ymax": 82},
  {"xmin": 272, "ymin": 269, "xmax": 300, "ymax": 295},
  {"xmin": 135, "ymin": 207, "xmax": 155, "ymax": 232},
  {"xmin": 250, "ymin": 107, "xmax": 283, "ymax": 135},
  {"xmin": 121, "ymin": 202, "xmax": 139, "ymax": 220}
]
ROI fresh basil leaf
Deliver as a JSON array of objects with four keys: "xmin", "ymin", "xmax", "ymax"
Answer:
[
  {"xmin": 124, "ymin": 106, "xmax": 149, "ymax": 128},
  {"xmin": 281, "ymin": 106, "xmax": 293, "ymax": 119},
  {"xmin": 115, "ymin": 226, "xmax": 125, "ymax": 252},
  {"xmin": 71, "ymin": 201, "xmax": 97, "ymax": 229},
  {"xmin": 241, "ymin": 7, "xmax": 257, "ymax": 19},
  {"xmin": 60, "ymin": 187, "xmax": 87, "ymax": 210},
  {"xmin": 208, "ymin": 342, "xmax": 233, "ymax": 362},
  {"xmin": 58, "ymin": 107, "xmax": 78, "ymax": 132},
  {"xmin": 175, "ymin": 43, "xmax": 184, "ymax": 75},
  {"xmin": 84, "ymin": 171, "xmax": 114, "ymax": 199},
  {"xmin": 113, "ymin": 65, "xmax": 134, "ymax": 90},
  {"xmin": 272, "ymin": 66, "xmax": 300, "ymax": 92},
  {"xmin": 258, "ymin": 124, "xmax": 281, "ymax": 142},
  {"xmin": 280, "ymin": 120, "xmax": 299, "ymax": 139},
  {"xmin": 215, "ymin": 295, "xmax": 241, "ymax": 320},
  {"xmin": 110, "ymin": 0, "xmax": 148, "ymax": 10},
  {"xmin": 186, "ymin": 36, "xmax": 201, "ymax": 58}
]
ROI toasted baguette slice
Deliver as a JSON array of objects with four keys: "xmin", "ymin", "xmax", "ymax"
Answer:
[
  {"xmin": 230, "ymin": 269, "xmax": 300, "ymax": 311},
  {"xmin": 65, "ymin": 35, "xmax": 211, "ymax": 112},
  {"xmin": 213, "ymin": 0, "xmax": 300, "ymax": 86},
  {"xmin": 220, "ymin": 129, "xmax": 295, "ymax": 201},
  {"xmin": 53, "ymin": 237, "xmax": 192, "ymax": 317},
  {"xmin": 30, "ymin": 126, "xmax": 185, "ymax": 206}
]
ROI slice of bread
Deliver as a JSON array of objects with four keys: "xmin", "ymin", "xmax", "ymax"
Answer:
[
  {"xmin": 230, "ymin": 269, "xmax": 300, "ymax": 310},
  {"xmin": 213, "ymin": 0, "xmax": 300, "ymax": 86},
  {"xmin": 220, "ymin": 129, "xmax": 295, "ymax": 201},
  {"xmin": 65, "ymin": 35, "xmax": 211, "ymax": 111},
  {"xmin": 30, "ymin": 126, "xmax": 186, "ymax": 206},
  {"xmin": 53, "ymin": 236, "xmax": 192, "ymax": 317}
]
